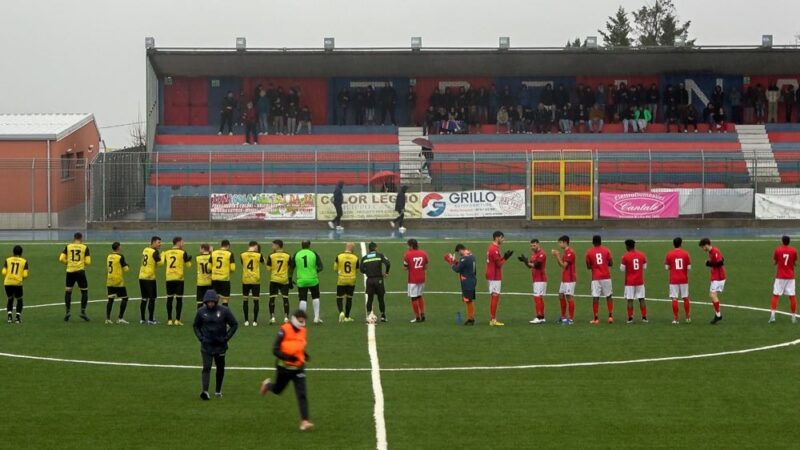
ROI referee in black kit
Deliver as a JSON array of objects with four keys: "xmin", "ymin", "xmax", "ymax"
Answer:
[{"xmin": 360, "ymin": 242, "xmax": 390, "ymax": 322}]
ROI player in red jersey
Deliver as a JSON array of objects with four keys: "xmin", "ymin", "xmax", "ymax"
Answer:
[
  {"xmin": 770, "ymin": 235, "xmax": 797, "ymax": 324},
  {"xmin": 518, "ymin": 239, "xmax": 547, "ymax": 324},
  {"xmin": 551, "ymin": 235, "xmax": 576, "ymax": 325},
  {"xmin": 403, "ymin": 239, "xmax": 429, "ymax": 323},
  {"xmin": 665, "ymin": 237, "xmax": 692, "ymax": 324},
  {"xmin": 620, "ymin": 239, "xmax": 648, "ymax": 324},
  {"xmin": 699, "ymin": 238, "xmax": 724, "ymax": 324},
  {"xmin": 486, "ymin": 231, "xmax": 513, "ymax": 327},
  {"xmin": 585, "ymin": 235, "xmax": 614, "ymax": 324}
]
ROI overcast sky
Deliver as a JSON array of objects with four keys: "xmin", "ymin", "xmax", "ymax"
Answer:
[{"xmin": 2, "ymin": 0, "xmax": 799, "ymax": 147}]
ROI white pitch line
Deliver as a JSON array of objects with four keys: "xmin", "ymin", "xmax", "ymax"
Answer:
[{"xmin": 361, "ymin": 241, "xmax": 388, "ymax": 450}]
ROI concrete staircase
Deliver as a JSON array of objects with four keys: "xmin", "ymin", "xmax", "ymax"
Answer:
[
  {"xmin": 397, "ymin": 127, "xmax": 430, "ymax": 183},
  {"xmin": 736, "ymin": 124, "xmax": 781, "ymax": 184}
]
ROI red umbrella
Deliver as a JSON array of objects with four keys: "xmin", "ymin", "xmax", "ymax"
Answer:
[
  {"xmin": 369, "ymin": 170, "xmax": 400, "ymax": 185},
  {"xmin": 412, "ymin": 137, "xmax": 434, "ymax": 149}
]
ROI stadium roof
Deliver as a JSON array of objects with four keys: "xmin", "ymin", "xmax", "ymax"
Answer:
[
  {"xmin": 147, "ymin": 46, "xmax": 800, "ymax": 78},
  {"xmin": 0, "ymin": 113, "xmax": 97, "ymax": 141}
]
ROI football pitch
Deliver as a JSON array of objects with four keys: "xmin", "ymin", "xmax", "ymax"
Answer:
[{"xmin": 0, "ymin": 235, "xmax": 798, "ymax": 449}]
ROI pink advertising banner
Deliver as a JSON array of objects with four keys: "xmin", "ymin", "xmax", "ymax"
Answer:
[{"xmin": 600, "ymin": 192, "xmax": 680, "ymax": 219}]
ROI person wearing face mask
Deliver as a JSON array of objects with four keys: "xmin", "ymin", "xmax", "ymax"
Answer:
[{"xmin": 260, "ymin": 309, "xmax": 313, "ymax": 431}]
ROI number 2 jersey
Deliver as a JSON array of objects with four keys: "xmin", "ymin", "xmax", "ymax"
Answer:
[
  {"xmin": 3, "ymin": 256, "xmax": 29, "ymax": 286},
  {"xmin": 163, "ymin": 248, "xmax": 192, "ymax": 281}
]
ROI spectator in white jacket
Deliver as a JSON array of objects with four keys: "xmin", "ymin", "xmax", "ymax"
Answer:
[{"xmin": 766, "ymin": 83, "xmax": 780, "ymax": 123}]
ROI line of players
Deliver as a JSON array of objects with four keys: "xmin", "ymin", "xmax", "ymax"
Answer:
[{"xmin": 3, "ymin": 232, "xmax": 798, "ymax": 325}]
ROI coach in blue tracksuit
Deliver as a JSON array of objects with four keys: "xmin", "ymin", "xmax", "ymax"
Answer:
[
  {"xmin": 447, "ymin": 244, "xmax": 477, "ymax": 326},
  {"xmin": 193, "ymin": 290, "xmax": 238, "ymax": 400}
]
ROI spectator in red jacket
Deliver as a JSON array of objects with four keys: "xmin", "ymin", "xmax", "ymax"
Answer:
[{"xmin": 243, "ymin": 102, "xmax": 258, "ymax": 145}]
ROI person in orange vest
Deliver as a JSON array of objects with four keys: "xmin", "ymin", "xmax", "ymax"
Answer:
[{"xmin": 260, "ymin": 309, "xmax": 313, "ymax": 431}]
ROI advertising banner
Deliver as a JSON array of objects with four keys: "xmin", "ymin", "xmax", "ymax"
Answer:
[
  {"xmin": 420, "ymin": 190, "xmax": 526, "ymax": 219},
  {"xmin": 316, "ymin": 192, "xmax": 421, "ymax": 221},
  {"xmin": 600, "ymin": 192, "xmax": 680, "ymax": 219},
  {"xmin": 756, "ymin": 193, "xmax": 800, "ymax": 219},
  {"xmin": 210, "ymin": 193, "xmax": 315, "ymax": 221},
  {"xmin": 651, "ymin": 188, "xmax": 754, "ymax": 215}
]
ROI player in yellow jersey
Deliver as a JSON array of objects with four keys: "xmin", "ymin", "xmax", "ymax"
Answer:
[
  {"xmin": 59, "ymin": 232, "xmax": 91, "ymax": 322},
  {"xmin": 211, "ymin": 239, "xmax": 236, "ymax": 306},
  {"xmin": 3, "ymin": 245, "xmax": 28, "ymax": 324},
  {"xmin": 139, "ymin": 236, "xmax": 163, "ymax": 324},
  {"xmin": 241, "ymin": 241, "xmax": 264, "ymax": 327},
  {"xmin": 105, "ymin": 242, "xmax": 130, "ymax": 324},
  {"xmin": 267, "ymin": 239, "xmax": 292, "ymax": 324},
  {"xmin": 334, "ymin": 242, "xmax": 360, "ymax": 323},
  {"xmin": 196, "ymin": 243, "xmax": 213, "ymax": 308},
  {"xmin": 163, "ymin": 236, "xmax": 192, "ymax": 326}
]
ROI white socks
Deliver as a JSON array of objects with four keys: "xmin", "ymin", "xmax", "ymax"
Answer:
[
  {"xmin": 312, "ymin": 298, "xmax": 320, "ymax": 321},
  {"xmin": 299, "ymin": 300, "xmax": 307, "ymax": 312}
]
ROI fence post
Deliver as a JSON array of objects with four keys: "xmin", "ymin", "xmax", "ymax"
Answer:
[
  {"xmin": 208, "ymin": 152, "xmax": 213, "ymax": 221},
  {"xmin": 593, "ymin": 150, "xmax": 600, "ymax": 220},
  {"xmin": 648, "ymin": 149, "xmax": 652, "ymax": 190},
  {"xmin": 367, "ymin": 151, "xmax": 372, "ymax": 193},
  {"xmin": 700, "ymin": 149, "xmax": 705, "ymax": 219},
  {"xmin": 84, "ymin": 161, "xmax": 89, "ymax": 228},
  {"xmin": 261, "ymin": 151, "xmax": 265, "ymax": 192},
  {"xmin": 525, "ymin": 151, "xmax": 531, "ymax": 219},
  {"xmin": 472, "ymin": 150, "xmax": 477, "ymax": 191},
  {"xmin": 314, "ymin": 151, "xmax": 318, "ymax": 198},
  {"xmin": 31, "ymin": 159, "xmax": 36, "ymax": 229},
  {"xmin": 155, "ymin": 152, "xmax": 160, "ymax": 223},
  {"xmin": 101, "ymin": 152, "xmax": 106, "ymax": 221}
]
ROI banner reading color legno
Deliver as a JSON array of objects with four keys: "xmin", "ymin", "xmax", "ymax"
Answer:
[{"xmin": 316, "ymin": 193, "xmax": 422, "ymax": 221}]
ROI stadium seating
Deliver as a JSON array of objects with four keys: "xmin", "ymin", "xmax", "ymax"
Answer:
[{"xmin": 768, "ymin": 124, "xmax": 800, "ymax": 183}]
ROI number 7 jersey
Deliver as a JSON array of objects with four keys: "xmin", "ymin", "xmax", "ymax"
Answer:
[{"xmin": 267, "ymin": 251, "xmax": 291, "ymax": 284}]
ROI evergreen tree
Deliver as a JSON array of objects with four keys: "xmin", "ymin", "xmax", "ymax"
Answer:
[
  {"xmin": 632, "ymin": 0, "xmax": 694, "ymax": 46},
  {"xmin": 598, "ymin": 6, "xmax": 633, "ymax": 47}
]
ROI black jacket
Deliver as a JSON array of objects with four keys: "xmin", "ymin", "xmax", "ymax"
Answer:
[
  {"xmin": 394, "ymin": 190, "xmax": 407, "ymax": 212},
  {"xmin": 333, "ymin": 185, "xmax": 344, "ymax": 207},
  {"xmin": 360, "ymin": 251, "xmax": 390, "ymax": 278},
  {"xmin": 193, "ymin": 305, "xmax": 238, "ymax": 355}
]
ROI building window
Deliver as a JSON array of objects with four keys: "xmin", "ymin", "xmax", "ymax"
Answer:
[
  {"xmin": 60, "ymin": 154, "xmax": 73, "ymax": 180},
  {"xmin": 76, "ymin": 152, "xmax": 85, "ymax": 168}
]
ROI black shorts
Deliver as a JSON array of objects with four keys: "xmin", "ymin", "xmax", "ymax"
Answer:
[
  {"xmin": 298, "ymin": 284, "xmax": 320, "ymax": 302},
  {"xmin": 336, "ymin": 285, "xmax": 356, "ymax": 297},
  {"xmin": 106, "ymin": 286, "xmax": 128, "ymax": 298},
  {"xmin": 242, "ymin": 284, "xmax": 260, "ymax": 297},
  {"xmin": 166, "ymin": 280, "xmax": 185, "ymax": 297},
  {"xmin": 139, "ymin": 279, "xmax": 157, "ymax": 300},
  {"xmin": 4, "ymin": 285, "xmax": 23, "ymax": 299},
  {"xmin": 269, "ymin": 282, "xmax": 289, "ymax": 297},
  {"xmin": 366, "ymin": 277, "xmax": 385, "ymax": 296},
  {"xmin": 462, "ymin": 289, "xmax": 476, "ymax": 301},
  {"xmin": 211, "ymin": 280, "xmax": 231, "ymax": 297},
  {"xmin": 197, "ymin": 285, "xmax": 211, "ymax": 302},
  {"xmin": 65, "ymin": 271, "xmax": 88, "ymax": 289}
]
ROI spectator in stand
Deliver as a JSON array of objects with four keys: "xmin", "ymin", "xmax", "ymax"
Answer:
[
  {"xmin": 729, "ymin": 86, "xmax": 742, "ymax": 125},
  {"xmin": 533, "ymin": 104, "xmax": 550, "ymax": 134},
  {"xmin": 518, "ymin": 84, "xmax": 531, "ymax": 110},
  {"xmin": 782, "ymin": 85, "xmax": 795, "ymax": 123},
  {"xmin": 365, "ymin": 86, "xmax": 376, "ymax": 125},
  {"xmin": 218, "ymin": 91, "xmax": 236, "ymax": 136},
  {"xmin": 629, "ymin": 85, "xmax": 640, "ymax": 108},
  {"xmin": 235, "ymin": 90, "xmax": 246, "ymax": 128},
  {"xmin": 444, "ymin": 107, "xmax": 463, "ymax": 134},
  {"xmin": 665, "ymin": 100, "xmax": 681, "ymax": 133},
  {"xmin": 285, "ymin": 102, "xmax": 298, "ymax": 136},
  {"xmin": 647, "ymin": 83, "xmax": 660, "ymax": 123},
  {"xmin": 711, "ymin": 85, "xmax": 725, "ymax": 111},
  {"xmin": 523, "ymin": 106, "xmax": 534, "ymax": 134},
  {"xmin": 541, "ymin": 83, "xmax": 555, "ymax": 121},
  {"xmin": 477, "ymin": 87, "xmax": 489, "ymax": 125},
  {"xmin": 622, "ymin": 105, "xmax": 638, "ymax": 134},
  {"xmin": 714, "ymin": 106, "xmax": 727, "ymax": 132},
  {"xmin": 683, "ymin": 104, "xmax": 699, "ymax": 133},
  {"xmin": 270, "ymin": 97, "xmax": 285, "ymax": 135},
  {"xmin": 336, "ymin": 88, "xmax": 350, "ymax": 126},
  {"xmin": 256, "ymin": 89, "xmax": 270, "ymax": 135},
  {"xmin": 406, "ymin": 86, "xmax": 417, "ymax": 126},
  {"xmin": 663, "ymin": 84, "xmax": 675, "ymax": 121},
  {"xmin": 287, "ymin": 87, "xmax": 301, "ymax": 109},
  {"xmin": 429, "ymin": 87, "xmax": 443, "ymax": 111},
  {"xmin": 500, "ymin": 85, "xmax": 514, "ymax": 109},
  {"xmin": 495, "ymin": 106, "xmax": 510, "ymax": 134},
  {"xmin": 555, "ymin": 84, "xmax": 570, "ymax": 112},
  {"xmin": 588, "ymin": 103, "xmax": 604, "ymax": 133},
  {"xmin": 296, "ymin": 106, "xmax": 312, "ymax": 135},
  {"xmin": 354, "ymin": 88, "xmax": 365, "ymax": 125},
  {"xmin": 704, "ymin": 103, "xmax": 719, "ymax": 131},
  {"xmin": 557, "ymin": 104, "xmax": 573, "ymax": 134},
  {"xmin": 616, "ymin": 83, "xmax": 630, "ymax": 120},
  {"xmin": 488, "ymin": 84, "xmax": 499, "ymax": 122},
  {"xmin": 606, "ymin": 83, "xmax": 617, "ymax": 122},
  {"xmin": 424, "ymin": 106, "xmax": 440, "ymax": 135},
  {"xmin": 509, "ymin": 105, "xmax": 523, "ymax": 134},
  {"xmin": 468, "ymin": 93, "xmax": 481, "ymax": 134},
  {"xmin": 243, "ymin": 102, "xmax": 258, "ymax": 145},
  {"xmin": 767, "ymin": 83, "xmax": 780, "ymax": 123},
  {"xmin": 755, "ymin": 84, "xmax": 767, "ymax": 124},
  {"xmin": 252, "ymin": 84, "xmax": 263, "ymax": 104},
  {"xmin": 380, "ymin": 84, "xmax": 397, "ymax": 126},
  {"xmin": 574, "ymin": 103, "xmax": 588, "ymax": 133},
  {"xmin": 443, "ymin": 87, "xmax": 454, "ymax": 110},
  {"xmin": 635, "ymin": 106, "xmax": 652, "ymax": 133},
  {"xmin": 676, "ymin": 82, "xmax": 690, "ymax": 118},
  {"xmin": 744, "ymin": 85, "xmax": 756, "ymax": 124},
  {"xmin": 595, "ymin": 84, "xmax": 606, "ymax": 115},
  {"xmin": 275, "ymin": 87, "xmax": 287, "ymax": 109},
  {"xmin": 797, "ymin": 87, "xmax": 800, "ymax": 123}
]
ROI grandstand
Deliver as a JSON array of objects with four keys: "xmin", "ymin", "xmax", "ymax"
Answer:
[{"xmin": 88, "ymin": 45, "xmax": 800, "ymax": 222}]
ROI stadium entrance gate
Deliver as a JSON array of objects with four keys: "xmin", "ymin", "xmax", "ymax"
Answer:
[{"xmin": 530, "ymin": 150, "xmax": 593, "ymax": 220}]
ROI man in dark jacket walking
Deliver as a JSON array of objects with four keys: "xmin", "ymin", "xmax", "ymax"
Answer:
[
  {"xmin": 328, "ymin": 181, "xmax": 345, "ymax": 231},
  {"xmin": 390, "ymin": 185, "xmax": 408, "ymax": 231},
  {"xmin": 260, "ymin": 309, "xmax": 313, "ymax": 431},
  {"xmin": 193, "ymin": 290, "xmax": 238, "ymax": 400}
]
